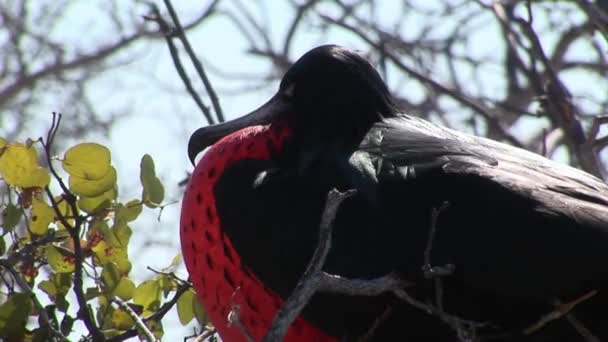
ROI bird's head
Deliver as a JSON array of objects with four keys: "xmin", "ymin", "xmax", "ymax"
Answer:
[{"xmin": 188, "ymin": 45, "xmax": 397, "ymax": 164}]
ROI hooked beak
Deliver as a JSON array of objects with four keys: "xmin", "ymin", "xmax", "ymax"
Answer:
[{"xmin": 188, "ymin": 94, "xmax": 290, "ymax": 165}]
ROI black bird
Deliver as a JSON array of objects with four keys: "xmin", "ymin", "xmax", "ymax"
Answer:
[{"xmin": 181, "ymin": 45, "xmax": 608, "ymax": 342}]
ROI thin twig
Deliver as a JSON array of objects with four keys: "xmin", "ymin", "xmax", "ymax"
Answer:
[
  {"xmin": 162, "ymin": 0, "xmax": 224, "ymax": 122},
  {"xmin": 261, "ymin": 189, "xmax": 356, "ymax": 342},
  {"xmin": 107, "ymin": 282, "xmax": 192, "ymax": 342},
  {"xmin": 524, "ymin": 290, "xmax": 597, "ymax": 335},
  {"xmin": 143, "ymin": 5, "xmax": 215, "ymax": 125},
  {"xmin": 422, "ymin": 202, "xmax": 453, "ymax": 279},
  {"xmin": 113, "ymin": 296, "xmax": 158, "ymax": 342},
  {"xmin": 228, "ymin": 304, "xmax": 256, "ymax": 342},
  {"xmin": 42, "ymin": 112, "xmax": 104, "ymax": 341},
  {"xmin": 192, "ymin": 327, "xmax": 217, "ymax": 342}
]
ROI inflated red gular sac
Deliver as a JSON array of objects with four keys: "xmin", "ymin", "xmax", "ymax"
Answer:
[
  {"xmin": 182, "ymin": 45, "xmax": 608, "ymax": 342},
  {"xmin": 180, "ymin": 125, "xmax": 335, "ymax": 342}
]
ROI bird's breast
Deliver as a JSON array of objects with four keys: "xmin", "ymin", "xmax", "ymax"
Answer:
[{"xmin": 180, "ymin": 124, "xmax": 336, "ymax": 342}]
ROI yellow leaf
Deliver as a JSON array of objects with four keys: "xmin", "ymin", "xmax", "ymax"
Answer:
[
  {"xmin": 45, "ymin": 245, "xmax": 75, "ymax": 273},
  {"xmin": 0, "ymin": 137, "xmax": 6, "ymax": 148},
  {"xmin": 77, "ymin": 186, "xmax": 117, "ymax": 214},
  {"xmin": 62, "ymin": 143, "xmax": 111, "ymax": 180},
  {"xmin": 30, "ymin": 197, "xmax": 55, "ymax": 235},
  {"xmin": 92, "ymin": 239, "xmax": 112, "ymax": 265},
  {"xmin": 69, "ymin": 166, "xmax": 116, "ymax": 197},
  {"xmin": 0, "ymin": 143, "xmax": 50, "ymax": 188},
  {"xmin": 55, "ymin": 196, "xmax": 75, "ymax": 230}
]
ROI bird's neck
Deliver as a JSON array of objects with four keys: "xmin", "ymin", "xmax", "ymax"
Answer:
[{"xmin": 210, "ymin": 122, "xmax": 293, "ymax": 166}]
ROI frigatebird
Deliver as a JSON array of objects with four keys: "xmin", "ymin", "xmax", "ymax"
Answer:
[{"xmin": 180, "ymin": 45, "xmax": 608, "ymax": 341}]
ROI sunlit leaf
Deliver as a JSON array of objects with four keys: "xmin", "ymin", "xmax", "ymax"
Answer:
[
  {"xmin": 158, "ymin": 274, "xmax": 177, "ymax": 296},
  {"xmin": 113, "ymin": 248, "xmax": 132, "ymax": 275},
  {"xmin": 0, "ymin": 143, "xmax": 50, "ymax": 188},
  {"xmin": 2, "ymin": 203, "xmax": 22, "ymax": 232},
  {"xmin": 170, "ymin": 254, "xmax": 181, "ymax": 267},
  {"xmin": 113, "ymin": 222, "xmax": 132, "ymax": 247},
  {"xmin": 177, "ymin": 289, "xmax": 196, "ymax": 325},
  {"xmin": 69, "ymin": 166, "xmax": 117, "ymax": 197},
  {"xmin": 140, "ymin": 154, "xmax": 164, "ymax": 207},
  {"xmin": 55, "ymin": 197, "xmax": 75, "ymax": 230},
  {"xmin": 193, "ymin": 291, "xmax": 206, "ymax": 325},
  {"xmin": 38, "ymin": 280, "xmax": 57, "ymax": 299},
  {"xmin": 62, "ymin": 143, "xmax": 111, "ymax": 180},
  {"xmin": 45, "ymin": 245, "xmax": 75, "ymax": 273},
  {"xmin": 133, "ymin": 280, "xmax": 161, "ymax": 314},
  {"xmin": 114, "ymin": 277, "xmax": 135, "ymax": 301},
  {"xmin": 30, "ymin": 197, "xmax": 55, "ymax": 235},
  {"xmin": 77, "ymin": 186, "xmax": 116, "ymax": 214},
  {"xmin": 0, "ymin": 137, "xmax": 6, "ymax": 149},
  {"xmin": 101, "ymin": 262, "xmax": 121, "ymax": 294},
  {"xmin": 115, "ymin": 200, "xmax": 142, "ymax": 224}
]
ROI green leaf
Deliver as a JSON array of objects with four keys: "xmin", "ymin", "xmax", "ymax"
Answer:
[
  {"xmin": 158, "ymin": 274, "xmax": 176, "ymax": 296},
  {"xmin": 147, "ymin": 319, "xmax": 164, "ymax": 340},
  {"xmin": 45, "ymin": 245, "xmax": 75, "ymax": 273},
  {"xmin": 115, "ymin": 200, "xmax": 142, "ymax": 224},
  {"xmin": 60, "ymin": 314, "xmax": 75, "ymax": 336},
  {"xmin": 52, "ymin": 272, "xmax": 72, "ymax": 295},
  {"xmin": 69, "ymin": 166, "xmax": 117, "ymax": 197},
  {"xmin": 101, "ymin": 262, "xmax": 121, "ymax": 293},
  {"xmin": 133, "ymin": 280, "xmax": 161, "ymax": 314},
  {"xmin": 113, "ymin": 249, "xmax": 132, "ymax": 275},
  {"xmin": 38, "ymin": 280, "xmax": 57, "ymax": 299},
  {"xmin": 0, "ymin": 292, "xmax": 32, "ymax": 338},
  {"xmin": 2, "ymin": 203, "xmax": 22, "ymax": 232},
  {"xmin": 0, "ymin": 236, "xmax": 5, "ymax": 256},
  {"xmin": 111, "ymin": 308, "xmax": 134, "ymax": 330},
  {"xmin": 112, "ymin": 222, "xmax": 132, "ymax": 248},
  {"xmin": 170, "ymin": 254, "xmax": 181, "ymax": 267},
  {"xmin": 39, "ymin": 273, "xmax": 71, "ymax": 312},
  {"xmin": 140, "ymin": 154, "xmax": 164, "ymax": 208},
  {"xmin": 193, "ymin": 291, "xmax": 207, "ymax": 325},
  {"xmin": 113, "ymin": 277, "xmax": 135, "ymax": 301},
  {"xmin": 85, "ymin": 287, "xmax": 101, "ymax": 301},
  {"xmin": 62, "ymin": 143, "xmax": 111, "ymax": 180},
  {"xmin": 177, "ymin": 289, "xmax": 196, "ymax": 325}
]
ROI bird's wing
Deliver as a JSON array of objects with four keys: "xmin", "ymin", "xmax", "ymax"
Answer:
[
  {"xmin": 363, "ymin": 115, "xmax": 608, "ymax": 226},
  {"xmin": 359, "ymin": 115, "xmax": 608, "ymax": 301}
]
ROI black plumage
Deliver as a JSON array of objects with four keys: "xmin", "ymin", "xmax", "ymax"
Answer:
[{"xmin": 189, "ymin": 45, "xmax": 608, "ymax": 341}]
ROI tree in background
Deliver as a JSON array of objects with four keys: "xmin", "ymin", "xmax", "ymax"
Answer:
[{"xmin": 0, "ymin": 0, "xmax": 607, "ymax": 341}]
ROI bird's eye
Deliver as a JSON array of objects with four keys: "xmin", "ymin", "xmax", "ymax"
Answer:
[{"xmin": 282, "ymin": 83, "xmax": 295, "ymax": 98}]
